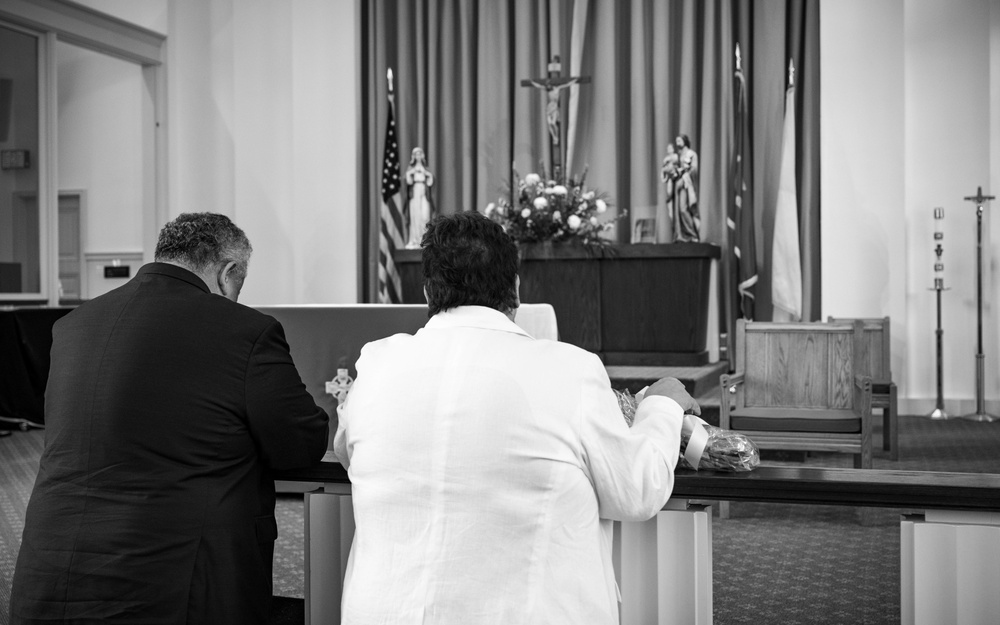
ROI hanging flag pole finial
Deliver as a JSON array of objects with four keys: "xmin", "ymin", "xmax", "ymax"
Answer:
[
  {"xmin": 735, "ymin": 43, "xmax": 742, "ymax": 72},
  {"xmin": 387, "ymin": 67, "xmax": 394, "ymax": 94},
  {"xmin": 788, "ymin": 59, "xmax": 795, "ymax": 88}
]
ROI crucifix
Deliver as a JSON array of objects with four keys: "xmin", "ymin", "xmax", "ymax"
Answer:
[
  {"xmin": 960, "ymin": 186, "xmax": 997, "ymax": 422},
  {"xmin": 521, "ymin": 56, "xmax": 590, "ymax": 181}
]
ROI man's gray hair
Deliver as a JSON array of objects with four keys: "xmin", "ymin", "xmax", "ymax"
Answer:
[{"xmin": 154, "ymin": 213, "xmax": 252, "ymax": 279}]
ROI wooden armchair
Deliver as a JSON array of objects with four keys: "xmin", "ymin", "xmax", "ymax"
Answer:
[
  {"xmin": 720, "ymin": 319, "xmax": 875, "ymax": 469},
  {"xmin": 828, "ymin": 316, "xmax": 898, "ymax": 460}
]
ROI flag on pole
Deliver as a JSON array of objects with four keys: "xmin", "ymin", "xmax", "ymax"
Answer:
[
  {"xmin": 565, "ymin": 0, "xmax": 590, "ymax": 175},
  {"xmin": 729, "ymin": 43, "xmax": 757, "ymax": 320},
  {"xmin": 378, "ymin": 69, "xmax": 405, "ymax": 304},
  {"xmin": 771, "ymin": 59, "xmax": 802, "ymax": 321}
]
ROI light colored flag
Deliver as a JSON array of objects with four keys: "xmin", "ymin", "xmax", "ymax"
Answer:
[
  {"xmin": 771, "ymin": 60, "xmax": 802, "ymax": 321},
  {"xmin": 377, "ymin": 75, "xmax": 405, "ymax": 304}
]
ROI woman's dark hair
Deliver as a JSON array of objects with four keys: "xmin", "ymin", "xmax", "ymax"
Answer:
[
  {"xmin": 154, "ymin": 213, "xmax": 252, "ymax": 280},
  {"xmin": 421, "ymin": 212, "xmax": 519, "ymax": 316}
]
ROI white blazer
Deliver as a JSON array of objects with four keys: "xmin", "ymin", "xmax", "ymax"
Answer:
[{"xmin": 334, "ymin": 306, "xmax": 683, "ymax": 624}]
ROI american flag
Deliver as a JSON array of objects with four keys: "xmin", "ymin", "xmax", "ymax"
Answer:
[
  {"xmin": 378, "ymin": 93, "xmax": 405, "ymax": 304},
  {"xmin": 729, "ymin": 46, "xmax": 757, "ymax": 321}
]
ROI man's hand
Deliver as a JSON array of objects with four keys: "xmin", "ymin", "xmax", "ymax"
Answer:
[{"xmin": 643, "ymin": 377, "xmax": 701, "ymax": 415}]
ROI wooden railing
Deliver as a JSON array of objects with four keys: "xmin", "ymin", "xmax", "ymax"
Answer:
[{"xmin": 276, "ymin": 461, "xmax": 1000, "ymax": 512}]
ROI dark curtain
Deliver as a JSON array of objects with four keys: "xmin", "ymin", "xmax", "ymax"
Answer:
[{"xmin": 358, "ymin": 0, "xmax": 820, "ymax": 327}]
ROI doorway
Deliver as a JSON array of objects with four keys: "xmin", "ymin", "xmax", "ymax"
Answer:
[{"xmin": 0, "ymin": 5, "xmax": 166, "ymax": 305}]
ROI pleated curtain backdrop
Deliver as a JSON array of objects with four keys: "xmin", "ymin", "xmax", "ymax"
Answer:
[{"xmin": 358, "ymin": 0, "xmax": 819, "ymax": 323}]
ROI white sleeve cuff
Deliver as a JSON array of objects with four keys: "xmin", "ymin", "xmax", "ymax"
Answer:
[{"xmin": 633, "ymin": 394, "xmax": 683, "ymax": 426}]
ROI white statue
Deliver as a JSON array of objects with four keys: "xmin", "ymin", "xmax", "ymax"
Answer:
[{"xmin": 405, "ymin": 147, "xmax": 435, "ymax": 248}]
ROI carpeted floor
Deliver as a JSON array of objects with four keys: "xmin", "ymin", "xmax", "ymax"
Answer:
[
  {"xmin": 710, "ymin": 416, "xmax": 1000, "ymax": 625},
  {"xmin": 4, "ymin": 416, "xmax": 1000, "ymax": 624}
]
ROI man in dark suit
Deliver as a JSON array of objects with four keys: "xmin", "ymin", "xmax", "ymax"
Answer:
[{"xmin": 10, "ymin": 213, "xmax": 330, "ymax": 624}]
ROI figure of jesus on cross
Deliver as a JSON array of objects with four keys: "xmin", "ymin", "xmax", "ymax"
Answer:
[{"xmin": 521, "ymin": 56, "xmax": 590, "ymax": 180}]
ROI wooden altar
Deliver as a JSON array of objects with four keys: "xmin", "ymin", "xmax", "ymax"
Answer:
[{"xmin": 395, "ymin": 242, "xmax": 720, "ymax": 366}]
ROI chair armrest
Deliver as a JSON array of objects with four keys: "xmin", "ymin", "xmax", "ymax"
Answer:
[
  {"xmin": 853, "ymin": 374, "xmax": 874, "ymax": 417},
  {"xmin": 719, "ymin": 373, "xmax": 745, "ymax": 429},
  {"xmin": 853, "ymin": 374, "xmax": 875, "ymax": 462},
  {"xmin": 721, "ymin": 372, "xmax": 745, "ymax": 392}
]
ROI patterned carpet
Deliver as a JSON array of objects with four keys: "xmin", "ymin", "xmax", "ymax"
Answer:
[
  {"xmin": 0, "ymin": 431, "xmax": 44, "ymax": 623},
  {"xmin": 711, "ymin": 416, "xmax": 1000, "ymax": 625},
  {"xmin": 4, "ymin": 416, "xmax": 1000, "ymax": 624}
]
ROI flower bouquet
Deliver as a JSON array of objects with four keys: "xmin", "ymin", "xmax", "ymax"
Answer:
[{"xmin": 484, "ymin": 167, "xmax": 623, "ymax": 246}]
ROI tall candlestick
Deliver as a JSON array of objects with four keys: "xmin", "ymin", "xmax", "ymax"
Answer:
[
  {"xmin": 960, "ymin": 187, "xmax": 997, "ymax": 422},
  {"xmin": 926, "ymin": 207, "xmax": 949, "ymax": 419},
  {"xmin": 933, "ymin": 207, "xmax": 944, "ymax": 290}
]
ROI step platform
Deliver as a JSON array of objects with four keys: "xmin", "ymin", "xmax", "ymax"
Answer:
[{"xmin": 606, "ymin": 361, "xmax": 729, "ymax": 426}]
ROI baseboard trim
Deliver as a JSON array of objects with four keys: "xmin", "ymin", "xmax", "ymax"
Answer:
[{"xmin": 900, "ymin": 398, "xmax": 1000, "ymax": 418}]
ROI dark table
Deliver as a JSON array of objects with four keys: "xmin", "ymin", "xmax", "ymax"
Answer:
[{"xmin": 0, "ymin": 306, "xmax": 74, "ymax": 426}]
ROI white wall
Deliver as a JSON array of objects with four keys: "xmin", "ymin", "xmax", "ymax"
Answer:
[
  {"xmin": 57, "ymin": 41, "xmax": 144, "ymax": 257},
  {"xmin": 75, "ymin": 0, "xmax": 360, "ymax": 305},
  {"xmin": 172, "ymin": 0, "xmax": 359, "ymax": 305},
  {"xmin": 820, "ymin": 0, "xmax": 906, "ymax": 380},
  {"xmin": 992, "ymin": 0, "xmax": 1000, "ymax": 411},
  {"xmin": 70, "ymin": 0, "xmax": 168, "ymax": 34},
  {"xmin": 823, "ymin": 0, "xmax": 999, "ymax": 413}
]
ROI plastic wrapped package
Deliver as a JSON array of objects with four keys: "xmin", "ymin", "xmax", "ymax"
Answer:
[
  {"xmin": 677, "ymin": 419, "xmax": 759, "ymax": 471},
  {"xmin": 613, "ymin": 388, "xmax": 759, "ymax": 472},
  {"xmin": 614, "ymin": 388, "xmax": 638, "ymax": 427}
]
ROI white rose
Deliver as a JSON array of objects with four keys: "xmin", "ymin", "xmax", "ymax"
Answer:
[
  {"xmin": 567, "ymin": 215, "xmax": 582, "ymax": 230},
  {"xmin": 590, "ymin": 216, "xmax": 599, "ymax": 226},
  {"xmin": 583, "ymin": 191, "xmax": 595, "ymax": 201},
  {"xmin": 596, "ymin": 199, "xmax": 607, "ymax": 213},
  {"xmin": 521, "ymin": 207, "xmax": 533, "ymax": 218},
  {"xmin": 484, "ymin": 202, "xmax": 496, "ymax": 216},
  {"xmin": 552, "ymin": 211, "xmax": 562, "ymax": 221},
  {"xmin": 524, "ymin": 173, "xmax": 541, "ymax": 187},
  {"xmin": 533, "ymin": 197, "xmax": 548, "ymax": 209},
  {"xmin": 552, "ymin": 185, "xmax": 568, "ymax": 196}
]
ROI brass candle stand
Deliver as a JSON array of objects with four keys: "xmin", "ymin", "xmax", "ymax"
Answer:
[{"xmin": 926, "ymin": 207, "xmax": 949, "ymax": 419}]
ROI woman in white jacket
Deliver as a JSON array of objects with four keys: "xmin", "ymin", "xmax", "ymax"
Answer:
[{"xmin": 334, "ymin": 211, "xmax": 698, "ymax": 624}]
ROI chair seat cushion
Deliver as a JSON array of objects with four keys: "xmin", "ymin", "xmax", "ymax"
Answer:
[{"xmin": 730, "ymin": 407, "xmax": 861, "ymax": 433}]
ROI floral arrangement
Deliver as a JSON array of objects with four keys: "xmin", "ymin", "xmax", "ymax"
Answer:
[{"xmin": 483, "ymin": 168, "xmax": 622, "ymax": 246}]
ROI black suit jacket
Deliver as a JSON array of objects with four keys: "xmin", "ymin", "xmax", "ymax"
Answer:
[{"xmin": 11, "ymin": 263, "xmax": 330, "ymax": 625}]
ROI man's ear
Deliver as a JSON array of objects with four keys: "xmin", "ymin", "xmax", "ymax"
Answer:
[{"xmin": 217, "ymin": 261, "xmax": 240, "ymax": 301}]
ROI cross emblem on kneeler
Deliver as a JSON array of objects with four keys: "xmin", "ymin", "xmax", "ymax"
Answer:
[{"xmin": 325, "ymin": 360, "xmax": 354, "ymax": 406}]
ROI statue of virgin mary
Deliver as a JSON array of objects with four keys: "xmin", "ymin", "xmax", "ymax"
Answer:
[{"xmin": 405, "ymin": 147, "xmax": 435, "ymax": 248}]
